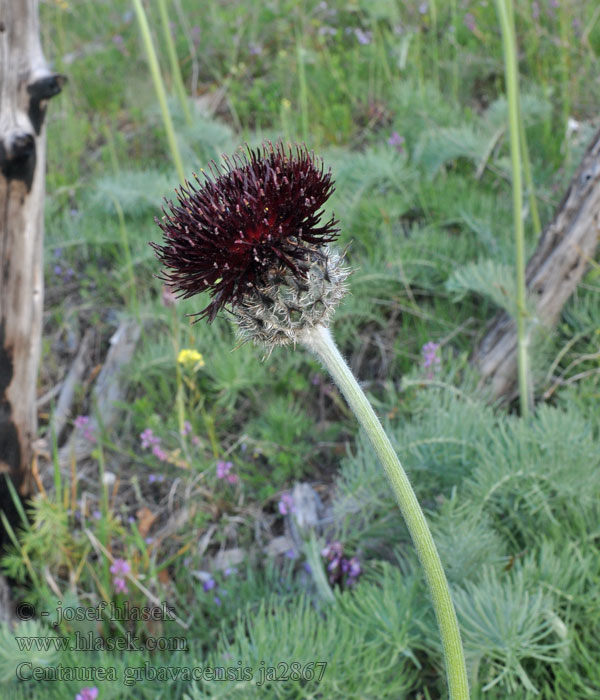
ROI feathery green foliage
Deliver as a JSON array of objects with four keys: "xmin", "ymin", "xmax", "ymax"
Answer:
[{"xmin": 3, "ymin": 0, "xmax": 598, "ymax": 697}]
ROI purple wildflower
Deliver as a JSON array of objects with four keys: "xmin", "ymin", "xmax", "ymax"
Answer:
[
  {"xmin": 216, "ymin": 460, "xmax": 233, "ymax": 480},
  {"xmin": 112, "ymin": 34, "xmax": 128, "ymax": 56},
  {"xmin": 354, "ymin": 28, "xmax": 372, "ymax": 45},
  {"xmin": 110, "ymin": 558, "xmax": 131, "ymax": 576},
  {"xmin": 74, "ymin": 415, "xmax": 96, "ymax": 442},
  {"xmin": 152, "ymin": 444, "xmax": 168, "ymax": 461},
  {"xmin": 203, "ymin": 577, "xmax": 216, "ymax": 592},
  {"xmin": 278, "ymin": 492, "xmax": 295, "ymax": 515},
  {"xmin": 321, "ymin": 542, "xmax": 362, "ymax": 589},
  {"xmin": 387, "ymin": 131, "xmax": 405, "ymax": 153},
  {"xmin": 109, "ymin": 560, "xmax": 131, "ymax": 594},
  {"xmin": 327, "ymin": 558, "xmax": 339, "ymax": 573},
  {"xmin": 182, "ymin": 420, "xmax": 192, "ymax": 436},
  {"xmin": 75, "ymin": 688, "xmax": 99, "ymax": 700},
  {"xmin": 463, "ymin": 13, "xmax": 476, "ymax": 33},
  {"xmin": 422, "ymin": 341, "xmax": 441, "ymax": 369},
  {"xmin": 321, "ymin": 541, "xmax": 343, "ymax": 560},
  {"xmin": 113, "ymin": 577, "xmax": 128, "ymax": 594},
  {"xmin": 347, "ymin": 556, "xmax": 362, "ymax": 578},
  {"xmin": 318, "ymin": 25, "xmax": 337, "ymax": 37},
  {"xmin": 140, "ymin": 428, "xmax": 161, "ymax": 449}
]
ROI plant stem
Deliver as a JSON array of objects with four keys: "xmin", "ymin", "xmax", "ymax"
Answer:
[
  {"xmin": 132, "ymin": 0, "xmax": 186, "ymax": 182},
  {"xmin": 450, "ymin": 0, "xmax": 459, "ymax": 103},
  {"xmin": 495, "ymin": 0, "xmax": 530, "ymax": 419},
  {"xmin": 170, "ymin": 306, "xmax": 186, "ymax": 441},
  {"xmin": 303, "ymin": 532, "xmax": 335, "ymax": 604},
  {"xmin": 296, "ymin": 37, "xmax": 309, "ymax": 143},
  {"xmin": 509, "ymin": 4, "xmax": 541, "ymax": 239},
  {"xmin": 518, "ymin": 102, "xmax": 542, "ymax": 238},
  {"xmin": 157, "ymin": 0, "xmax": 193, "ymax": 126},
  {"xmin": 430, "ymin": 0, "xmax": 439, "ymax": 90},
  {"xmin": 109, "ymin": 194, "xmax": 140, "ymax": 319},
  {"xmin": 300, "ymin": 324, "xmax": 469, "ymax": 700}
]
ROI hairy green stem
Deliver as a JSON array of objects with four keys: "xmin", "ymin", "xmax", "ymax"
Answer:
[
  {"xmin": 495, "ymin": 0, "xmax": 530, "ymax": 418},
  {"xmin": 300, "ymin": 325, "xmax": 469, "ymax": 700},
  {"xmin": 132, "ymin": 0, "xmax": 186, "ymax": 182}
]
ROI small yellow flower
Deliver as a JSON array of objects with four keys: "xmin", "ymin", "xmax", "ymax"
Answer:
[
  {"xmin": 281, "ymin": 98, "xmax": 291, "ymax": 111},
  {"xmin": 177, "ymin": 348, "xmax": 205, "ymax": 370}
]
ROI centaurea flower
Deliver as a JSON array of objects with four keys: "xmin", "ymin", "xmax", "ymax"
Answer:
[
  {"xmin": 151, "ymin": 141, "xmax": 469, "ymax": 699},
  {"xmin": 152, "ymin": 141, "xmax": 349, "ymax": 352}
]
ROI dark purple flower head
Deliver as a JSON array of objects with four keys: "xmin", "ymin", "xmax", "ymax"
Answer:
[{"xmin": 152, "ymin": 142, "xmax": 340, "ymax": 323}]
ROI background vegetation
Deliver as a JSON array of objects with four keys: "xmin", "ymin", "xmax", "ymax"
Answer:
[{"xmin": 1, "ymin": 0, "xmax": 599, "ymax": 697}]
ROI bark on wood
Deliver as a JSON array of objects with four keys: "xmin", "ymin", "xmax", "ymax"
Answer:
[
  {"xmin": 472, "ymin": 127, "xmax": 600, "ymax": 401},
  {"xmin": 0, "ymin": 1, "xmax": 64, "ymax": 525}
]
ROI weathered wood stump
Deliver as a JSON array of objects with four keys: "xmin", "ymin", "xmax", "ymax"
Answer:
[
  {"xmin": 473, "ymin": 127, "xmax": 600, "ymax": 401},
  {"xmin": 0, "ymin": 0, "xmax": 64, "ymax": 540}
]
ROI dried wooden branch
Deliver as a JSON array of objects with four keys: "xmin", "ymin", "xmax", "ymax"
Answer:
[
  {"xmin": 58, "ymin": 318, "xmax": 141, "ymax": 465},
  {"xmin": 50, "ymin": 328, "xmax": 95, "ymax": 441},
  {"xmin": 0, "ymin": 0, "xmax": 65, "ymax": 534},
  {"xmin": 472, "ymin": 126, "xmax": 600, "ymax": 401}
]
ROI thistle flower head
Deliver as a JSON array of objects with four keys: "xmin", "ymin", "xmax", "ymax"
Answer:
[{"xmin": 152, "ymin": 141, "xmax": 350, "ymax": 350}]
